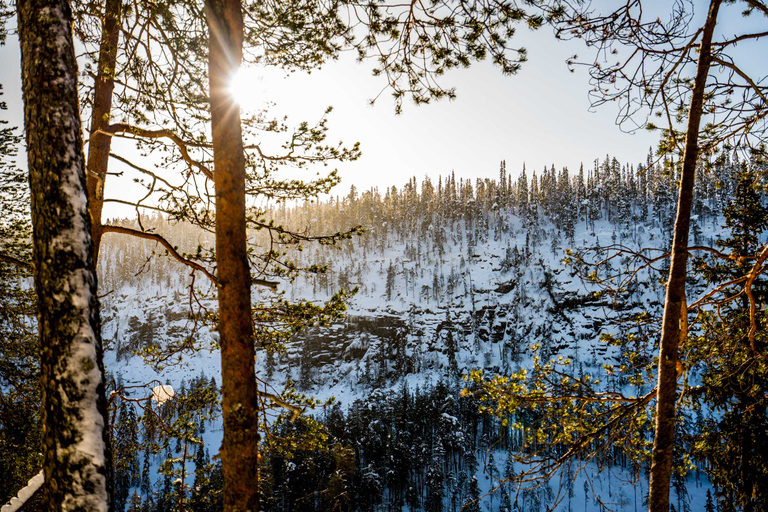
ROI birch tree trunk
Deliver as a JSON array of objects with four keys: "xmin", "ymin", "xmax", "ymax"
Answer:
[
  {"xmin": 647, "ymin": 1, "xmax": 721, "ymax": 511},
  {"xmin": 16, "ymin": 0, "xmax": 111, "ymax": 510},
  {"xmin": 205, "ymin": 0, "xmax": 260, "ymax": 509}
]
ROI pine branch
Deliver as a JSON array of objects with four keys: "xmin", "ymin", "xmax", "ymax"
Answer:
[
  {"xmin": 102, "ymin": 123, "xmax": 213, "ymax": 180},
  {"xmin": 102, "ymin": 224, "xmax": 218, "ymax": 283}
]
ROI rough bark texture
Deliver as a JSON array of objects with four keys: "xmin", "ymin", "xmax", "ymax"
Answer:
[
  {"xmin": 85, "ymin": 0, "xmax": 122, "ymax": 263},
  {"xmin": 647, "ymin": 1, "xmax": 721, "ymax": 511},
  {"xmin": 206, "ymin": 1, "xmax": 260, "ymax": 510},
  {"xmin": 17, "ymin": 0, "xmax": 111, "ymax": 510}
]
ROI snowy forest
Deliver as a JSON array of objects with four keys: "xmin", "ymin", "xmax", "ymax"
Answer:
[
  {"xmin": 6, "ymin": 150, "xmax": 768, "ymax": 511},
  {"xmin": 2, "ymin": 1, "xmax": 768, "ymax": 512}
]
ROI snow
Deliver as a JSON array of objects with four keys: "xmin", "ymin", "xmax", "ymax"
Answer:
[
  {"xmin": 60, "ymin": 321, "xmax": 109, "ymax": 512},
  {"xmin": 66, "ymin": 323, "xmax": 107, "ymax": 467},
  {"xmin": 1, "ymin": 471, "xmax": 44, "ymax": 512},
  {"xmin": 151, "ymin": 384, "xmax": 175, "ymax": 404},
  {"xmin": 96, "ymin": 171, "xmax": 741, "ymax": 511},
  {"xmin": 43, "ymin": 101, "xmax": 109, "ymax": 512}
]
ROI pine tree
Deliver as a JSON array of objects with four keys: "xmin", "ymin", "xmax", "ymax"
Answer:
[
  {"xmin": 140, "ymin": 444, "xmax": 152, "ymax": 501},
  {"xmin": 517, "ymin": 164, "xmax": 529, "ymax": 215},
  {"xmin": 498, "ymin": 160, "xmax": 508, "ymax": 207},
  {"xmin": 386, "ymin": 261, "xmax": 396, "ymax": 300},
  {"xmin": 638, "ymin": 161, "xmax": 649, "ymax": 222},
  {"xmin": 17, "ymin": 0, "xmax": 110, "ymax": 508},
  {"xmin": 499, "ymin": 485, "xmax": 512, "ymax": 512},
  {"xmin": 125, "ymin": 492, "xmax": 144, "ymax": 512},
  {"xmin": 425, "ymin": 441, "xmax": 446, "ymax": 512},
  {"xmin": 190, "ymin": 447, "xmax": 218, "ymax": 512},
  {"xmin": 0, "ymin": 257, "xmax": 41, "ymax": 506}
]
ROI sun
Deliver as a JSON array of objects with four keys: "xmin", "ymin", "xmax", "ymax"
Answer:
[{"xmin": 228, "ymin": 66, "xmax": 263, "ymax": 112}]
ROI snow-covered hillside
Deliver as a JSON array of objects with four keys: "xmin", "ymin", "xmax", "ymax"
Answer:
[{"xmin": 100, "ymin": 154, "xmax": 750, "ymax": 512}]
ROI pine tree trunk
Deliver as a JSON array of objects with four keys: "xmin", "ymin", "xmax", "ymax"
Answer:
[
  {"xmin": 17, "ymin": 0, "xmax": 111, "ymax": 510},
  {"xmin": 86, "ymin": 0, "xmax": 122, "ymax": 263},
  {"xmin": 205, "ymin": 0, "xmax": 260, "ymax": 510},
  {"xmin": 647, "ymin": 1, "xmax": 721, "ymax": 511}
]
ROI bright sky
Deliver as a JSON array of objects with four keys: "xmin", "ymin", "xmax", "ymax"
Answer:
[
  {"xmin": 7, "ymin": 2, "xmax": 746, "ymax": 208},
  {"xmin": 233, "ymin": 25, "xmax": 660, "ymax": 195}
]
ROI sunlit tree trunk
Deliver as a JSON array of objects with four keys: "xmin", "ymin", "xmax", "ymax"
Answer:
[
  {"xmin": 648, "ymin": 1, "xmax": 721, "ymax": 511},
  {"xmin": 86, "ymin": 0, "xmax": 122, "ymax": 263},
  {"xmin": 17, "ymin": 0, "xmax": 111, "ymax": 509},
  {"xmin": 205, "ymin": 0, "xmax": 260, "ymax": 510}
]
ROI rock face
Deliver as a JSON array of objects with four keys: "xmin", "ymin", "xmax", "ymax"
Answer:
[{"xmin": 102, "ymin": 215, "xmax": 671, "ymax": 400}]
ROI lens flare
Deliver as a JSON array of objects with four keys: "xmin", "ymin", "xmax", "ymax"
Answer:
[{"xmin": 228, "ymin": 66, "xmax": 262, "ymax": 112}]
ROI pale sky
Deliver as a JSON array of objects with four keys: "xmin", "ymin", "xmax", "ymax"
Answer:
[
  {"xmin": 241, "ymin": 26, "xmax": 660, "ymax": 194},
  {"xmin": 4, "ymin": 3, "xmax": 738, "ymax": 210}
]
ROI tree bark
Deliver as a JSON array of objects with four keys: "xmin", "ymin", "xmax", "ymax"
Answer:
[
  {"xmin": 86, "ymin": 0, "xmax": 122, "ymax": 263},
  {"xmin": 205, "ymin": 1, "xmax": 260, "ymax": 510},
  {"xmin": 17, "ymin": 0, "xmax": 111, "ymax": 510},
  {"xmin": 647, "ymin": 1, "xmax": 721, "ymax": 511}
]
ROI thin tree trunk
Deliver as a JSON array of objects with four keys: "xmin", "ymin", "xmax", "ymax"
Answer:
[
  {"xmin": 17, "ymin": 0, "xmax": 111, "ymax": 510},
  {"xmin": 178, "ymin": 440, "xmax": 188, "ymax": 512},
  {"xmin": 647, "ymin": 1, "xmax": 721, "ymax": 511},
  {"xmin": 86, "ymin": 0, "xmax": 122, "ymax": 262},
  {"xmin": 205, "ymin": 0, "xmax": 260, "ymax": 510}
]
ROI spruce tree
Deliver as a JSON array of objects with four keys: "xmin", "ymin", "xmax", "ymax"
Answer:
[
  {"xmin": 113, "ymin": 402, "xmax": 141, "ymax": 512},
  {"xmin": 691, "ymin": 165, "xmax": 768, "ymax": 512},
  {"xmin": 718, "ymin": 166, "xmax": 768, "ymax": 262},
  {"xmin": 705, "ymin": 489, "xmax": 715, "ymax": 512}
]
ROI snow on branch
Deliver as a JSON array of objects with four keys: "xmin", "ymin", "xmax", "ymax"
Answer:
[{"xmin": 1, "ymin": 471, "xmax": 44, "ymax": 512}]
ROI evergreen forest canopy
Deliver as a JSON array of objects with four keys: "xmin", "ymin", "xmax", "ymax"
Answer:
[{"xmin": 2, "ymin": 0, "xmax": 768, "ymax": 512}]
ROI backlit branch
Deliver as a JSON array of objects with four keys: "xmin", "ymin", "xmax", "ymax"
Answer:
[
  {"xmin": 103, "ymin": 123, "xmax": 214, "ymax": 180},
  {"xmin": 102, "ymin": 224, "xmax": 218, "ymax": 283}
]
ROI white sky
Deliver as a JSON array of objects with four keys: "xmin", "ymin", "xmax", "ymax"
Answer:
[
  {"xmin": 5, "ymin": 2, "xmax": 757, "ymax": 208},
  {"xmin": 240, "ymin": 26, "xmax": 660, "ymax": 195}
]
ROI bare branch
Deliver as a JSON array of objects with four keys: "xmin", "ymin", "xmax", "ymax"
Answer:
[
  {"xmin": 102, "ymin": 123, "xmax": 214, "ymax": 180},
  {"xmin": 0, "ymin": 253, "xmax": 33, "ymax": 271},
  {"xmin": 102, "ymin": 224, "xmax": 218, "ymax": 283}
]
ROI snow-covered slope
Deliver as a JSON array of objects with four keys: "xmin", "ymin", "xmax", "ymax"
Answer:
[{"xmin": 101, "ymin": 155, "xmax": 745, "ymax": 511}]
